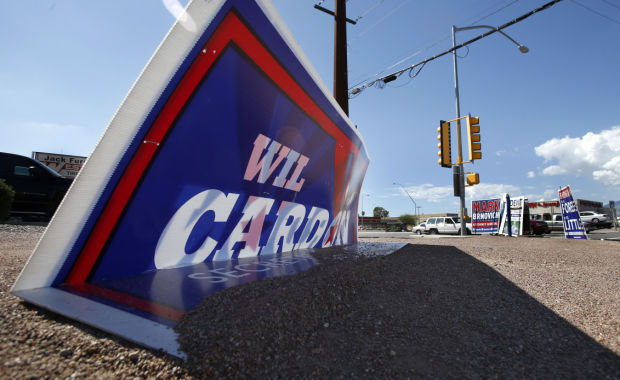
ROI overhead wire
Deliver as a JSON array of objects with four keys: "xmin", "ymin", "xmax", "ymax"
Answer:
[
  {"xmin": 358, "ymin": 0, "xmax": 411, "ymax": 37},
  {"xmin": 348, "ymin": 0, "xmax": 522, "ymax": 91},
  {"xmin": 354, "ymin": 0, "xmax": 385, "ymax": 22},
  {"xmin": 600, "ymin": 0, "xmax": 620, "ymax": 11},
  {"xmin": 467, "ymin": 0, "xmax": 521, "ymax": 26},
  {"xmin": 349, "ymin": 0, "xmax": 565, "ymax": 96},
  {"xmin": 571, "ymin": 0, "xmax": 620, "ymax": 24}
]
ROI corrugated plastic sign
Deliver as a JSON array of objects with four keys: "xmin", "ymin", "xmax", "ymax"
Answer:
[
  {"xmin": 471, "ymin": 198, "xmax": 501, "ymax": 234},
  {"xmin": 559, "ymin": 185, "xmax": 587, "ymax": 239},
  {"xmin": 12, "ymin": 0, "xmax": 369, "ymax": 357}
]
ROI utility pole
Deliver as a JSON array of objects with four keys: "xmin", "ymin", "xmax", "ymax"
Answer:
[
  {"xmin": 314, "ymin": 0, "xmax": 356, "ymax": 116},
  {"xmin": 334, "ymin": 0, "xmax": 348, "ymax": 115}
]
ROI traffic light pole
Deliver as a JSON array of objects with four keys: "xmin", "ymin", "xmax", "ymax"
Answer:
[{"xmin": 452, "ymin": 25, "xmax": 467, "ymax": 236}]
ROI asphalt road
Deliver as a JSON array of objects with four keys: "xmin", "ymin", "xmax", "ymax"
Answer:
[{"xmin": 359, "ymin": 229, "xmax": 620, "ymax": 240}]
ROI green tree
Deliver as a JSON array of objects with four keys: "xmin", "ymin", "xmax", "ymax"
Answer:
[
  {"xmin": 398, "ymin": 214, "xmax": 417, "ymax": 226},
  {"xmin": 373, "ymin": 206, "xmax": 389, "ymax": 218}
]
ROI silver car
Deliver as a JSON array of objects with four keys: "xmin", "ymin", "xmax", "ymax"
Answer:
[
  {"xmin": 411, "ymin": 223, "xmax": 426, "ymax": 235},
  {"xmin": 578, "ymin": 211, "xmax": 609, "ymax": 225}
]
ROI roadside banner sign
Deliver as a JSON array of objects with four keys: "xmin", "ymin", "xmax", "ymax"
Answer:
[
  {"xmin": 12, "ymin": 0, "xmax": 369, "ymax": 357},
  {"xmin": 32, "ymin": 151, "xmax": 87, "ymax": 179},
  {"xmin": 559, "ymin": 185, "xmax": 587, "ymax": 239},
  {"xmin": 499, "ymin": 195, "xmax": 527, "ymax": 236},
  {"xmin": 471, "ymin": 198, "xmax": 501, "ymax": 234}
]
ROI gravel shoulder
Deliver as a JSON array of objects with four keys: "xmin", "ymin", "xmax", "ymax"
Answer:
[{"xmin": 1, "ymin": 225, "xmax": 619, "ymax": 378}]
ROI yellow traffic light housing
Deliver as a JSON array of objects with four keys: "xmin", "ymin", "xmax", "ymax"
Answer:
[
  {"xmin": 437, "ymin": 120, "xmax": 451, "ymax": 168},
  {"xmin": 466, "ymin": 172, "xmax": 480, "ymax": 186},
  {"xmin": 466, "ymin": 115, "xmax": 481, "ymax": 161}
]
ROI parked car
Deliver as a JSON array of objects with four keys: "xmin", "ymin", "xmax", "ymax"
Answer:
[
  {"xmin": 529, "ymin": 220, "xmax": 550, "ymax": 235},
  {"xmin": 424, "ymin": 216, "xmax": 471, "ymax": 235},
  {"xmin": 578, "ymin": 211, "xmax": 609, "ymax": 226},
  {"xmin": 411, "ymin": 223, "xmax": 426, "ymax": 235},
  {"xmin": 0, "ymin": 152, "xmax": 72, "ymax": 219}
]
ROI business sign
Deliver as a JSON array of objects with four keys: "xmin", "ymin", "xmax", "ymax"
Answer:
[
  {"xmin": 559, "ymin": 185, "xmax": 587, "ymax": 239},
  {"xmin": 471, "ymin": 198, "xmax": 501, "ymax": 234},
  {"xmin": 499, "ymin": 195, "xmax": 527, "ymax": 236},
  {"xmin": 33, "ymin": 151, "xmax": 87, "ymax": 178},
  {"xmin": 12, "ymin": 0, "xmax": 369, "ymax": 356}
]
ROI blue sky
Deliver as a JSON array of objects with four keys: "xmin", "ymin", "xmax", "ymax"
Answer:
[{"xmin": 1, "ymin": 0, "xmax": 618, "ymax": 216}]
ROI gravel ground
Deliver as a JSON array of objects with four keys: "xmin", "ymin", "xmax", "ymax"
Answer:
[
  {"xmin": 0, "ymin": 225, "xmax": 189, "ymax": 379},
  {"xmin": 1, "ymin": 224, "xmax": 619, "ymax": 378}
]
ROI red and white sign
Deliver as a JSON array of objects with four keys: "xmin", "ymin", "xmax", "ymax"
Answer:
[{"xmin": 32, "ymin": 151, "xmax": 87, "ymax": 178}]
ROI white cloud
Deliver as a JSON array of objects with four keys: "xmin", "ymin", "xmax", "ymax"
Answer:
[
  {"xmin": 397, "ymin": 183, "xmax": 527, "ymax": 205},
  {"xmin": 527, "ymin": 171, "xmax": 535, "ymax": 178},
  {"xmin": 397, "ymin": 184, "xmax": 454, "ymax": 203},
  {"xmin": 495, "ymin": 150, "xmax": 505, "ymax": 157},
  {"xmin": 542, "ymin": 189, "xmax": 558, "ymax": 200},
  {"xmin": 534, "ymin": 126, "xmax": 620, "ymax": 187},
  {"xmin": 465, "ymin": 183, "xmax": 521, "ymax": 202}
]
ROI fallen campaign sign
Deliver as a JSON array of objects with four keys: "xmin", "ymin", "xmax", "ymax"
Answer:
[
  {"xmin": 471, "ymin": 198, "xmax": 501, "ymax": 234},
  {"xmin": 559, "ymin": 185, "xmax": 587, "ymax": 239},
  {"xmin": 12, "ymin": 0, "xmax": 370, "ymax": 357}
]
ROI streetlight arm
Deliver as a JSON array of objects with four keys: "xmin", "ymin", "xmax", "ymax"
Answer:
[
  {"xmin": 393, "ymin": 182, "xmax": 416, "ymax": 209},
  {"xmin": 454, "ymin": 25, "xmax": 528, "ymax": 53}
]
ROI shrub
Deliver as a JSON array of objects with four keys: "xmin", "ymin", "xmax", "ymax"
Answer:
[
  {"xmin": 0, "ymin": 181, "xmax": 15, "ymax": 222},
  {"xmin": 398, "ymin": 214, "xmax": 417, "ymax": 226}
]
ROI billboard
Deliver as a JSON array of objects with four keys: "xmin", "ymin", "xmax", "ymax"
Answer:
[
  {"xmin": 12, "ymin": 0, "xmax": 369, "ymax": 356},
  {"xmin": 32, "ymin": 151, "xmax": 87, "ymax": 179},
  {"xmin": 559, "ymin": 185, "xmax": 587, "ymax": 239},
  {"xmin": 471, "ymin": 198, "xmax": 501, "ymax": 234}
]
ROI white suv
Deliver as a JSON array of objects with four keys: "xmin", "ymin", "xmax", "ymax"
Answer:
[{"xmin": 424, "ymin": 217, "xmax": 471, "ymax": 235}]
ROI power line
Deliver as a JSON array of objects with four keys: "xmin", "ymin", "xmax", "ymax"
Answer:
[
  {"xmin": 600, "ymin": 0, "xmax": 620, "ymax": 11},
  {"xmin": 353, "ymin": 0, "xmax": 384, "ymax": 22},
  {"xmin": 468, "ymin": 0, "xmax": 521, "ymax": 26},
  {"xmin": 571, "ymin": 0, "xmax": 620, "ymax": 25},
  {"xmin": 350, "ymin": 0, "xmax": 565, "ymax": 96},
  {"xmin": 349, "ymin": 0, "xmax": 522, "ymax": 92}
]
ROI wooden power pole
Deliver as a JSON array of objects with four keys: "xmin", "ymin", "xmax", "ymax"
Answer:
[{"xmin": 314, "ymin": 1, "xmax": 356, "ymax": 116}]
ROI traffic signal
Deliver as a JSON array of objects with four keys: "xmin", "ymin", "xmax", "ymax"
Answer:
[
  {"xmin": 466, "ymin": 172, "xmax": 480, "ymax": 186},
  {"xmin": 466, "ymin": 115, "xmax": 481, "ymax": 161},
  {"xmin": 437, "ymin": 120, "xmax": 451, "ymax": 168}
]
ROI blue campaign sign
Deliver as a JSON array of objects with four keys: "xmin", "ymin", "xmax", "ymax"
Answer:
[
  {"xmin": 12, "ymin": 0, "xmax": 370, "ymax": 356},
  {"xmin": 559, "ymin": 185, "xmax": 587, "ymax": 239},
  {"xmin": 471, "ymin": 199, "xmax": 501, "ymax": 234}
]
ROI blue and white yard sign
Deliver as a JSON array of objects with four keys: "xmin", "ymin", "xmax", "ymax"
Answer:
[
  {"xmin": 559, "ymin": 185, "xmax": 587, "ymax": 239},
  {"xmin": 471, "ymin": 199, "xmax": 501, "ymax": 234},
  {"xmin": 11, "ymin": 0, "xmax": 370, "ymax": 357}
]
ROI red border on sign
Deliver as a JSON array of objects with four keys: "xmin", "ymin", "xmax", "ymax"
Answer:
[
  {"xmin": 66, "ymin": 283, "xmax": 185, "ymax": 322},
  {"xmin": 64, "ymin": 10, "xmax": 361, "ymax": 321}
]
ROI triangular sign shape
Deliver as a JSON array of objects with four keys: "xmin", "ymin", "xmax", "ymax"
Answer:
[{"xmin": 12, "ymin": 0, "xmax": 369, "ymax": 357}]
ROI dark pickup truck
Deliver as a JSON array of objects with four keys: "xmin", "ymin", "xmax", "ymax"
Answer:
[{"xmin": 0, "ymin": 152, "xmax": 72, "ymax": 219}]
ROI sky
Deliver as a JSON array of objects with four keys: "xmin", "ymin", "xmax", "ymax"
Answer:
[{"xmin": 1, "ymin": 0, "xmax": 618, "ymax": 217}]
